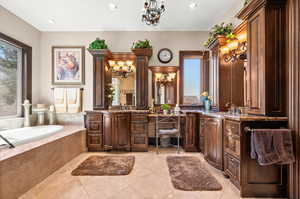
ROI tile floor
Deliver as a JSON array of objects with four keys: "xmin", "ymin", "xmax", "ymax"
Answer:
[{"xmin": 19, "ymin": 147, "xmax": 285, "ymax": 199}]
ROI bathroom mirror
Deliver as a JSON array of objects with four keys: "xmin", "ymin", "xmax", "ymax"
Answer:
[
  {"xmin": 149, "ymin": 66, "xmax": 178, "ymax": 105},
  {"xmin": 109, "ymin": 53, "xmax": 136, "ymax": 108}
]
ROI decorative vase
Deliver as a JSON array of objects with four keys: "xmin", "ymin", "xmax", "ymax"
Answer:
[
  {"xmin": 163, "ymin": 110, "xmax": 168, "ymax": 115},
  {"xmin": 174, "ymin": 104, "xmax": 181, "ymax": 115},
  {"xmin": 204, "ymin": 100, "xmax": 211, "ymax": 111}
]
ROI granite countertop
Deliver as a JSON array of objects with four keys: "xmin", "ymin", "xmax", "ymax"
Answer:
[
  {"xmin": 85, "ymin": 110, "xmax": 149, "ymax": 114},
  {"xmin": 148, "ymin": 113, "xmax": 186, "ymax": 117},
  {"xmin": 197, "ymin": 110, "xmax": 288, "ymax": 122}
]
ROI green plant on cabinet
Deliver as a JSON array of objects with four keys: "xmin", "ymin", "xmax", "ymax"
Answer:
[
  {"xmin": 204, "ymin": 22, "xmax": 234, "ymax": 47},
  {"xmin": 88, "ymin": 38, "xmax": 108, "ymax": 50},
  {"xmin": 132, "ymin": 39, "xmax": 152, "ymax": 49}
]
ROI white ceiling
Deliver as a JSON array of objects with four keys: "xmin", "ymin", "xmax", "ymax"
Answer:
[{"xmin": 0, "ymin": 0, "xmax": 243, "ymax": 31}]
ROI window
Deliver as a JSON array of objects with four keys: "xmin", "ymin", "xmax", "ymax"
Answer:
[
  {"xmin": 0, "ymin": 33, "xmax": 32, "ymax": 117},
  {"xmin": 179, "ymin": 51, "xmax": 209, "ymax": 106}
]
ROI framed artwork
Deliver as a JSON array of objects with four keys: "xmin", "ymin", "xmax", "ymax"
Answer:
[{"xmin": 52, "ymin": 46, "xmax": 85, "ymax": 85}]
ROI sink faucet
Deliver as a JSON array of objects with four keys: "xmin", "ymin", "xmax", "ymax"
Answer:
[{"xmin": 0, "ymin": 128, "xmax": 15, "ymax": 148}]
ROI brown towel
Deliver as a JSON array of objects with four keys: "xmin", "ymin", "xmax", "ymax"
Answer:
[{"xmin": 251, "ymin": 129, "xmax": 295, "ymax": 166}]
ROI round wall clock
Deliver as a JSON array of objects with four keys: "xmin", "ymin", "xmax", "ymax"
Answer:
[{"xmin": 158, "ymin": 48, "xmax": 173, "ymax": 64}]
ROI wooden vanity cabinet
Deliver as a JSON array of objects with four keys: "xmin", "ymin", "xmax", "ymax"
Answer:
[
  {"xmin": 131, "ymin": 113, "xmax": 148, "ymax": 152},
  {"xmin": 199, "ymin": 116, "xmax": 205, "ymax": 153},
  {"xmin": 103, "ymin": 112, "xmax": 131, "ymax": 151},
  {"xmin": 237, "ymin": 0, "xmax": 286, "ymax": 116},
  {"xmin": 85, "ymin": 113, "xmax": 103, "ymax": 151},
  {"xmin": 183, "ymin": 112, "xmax": 199, "ymax": 152},
  {"xmin": 203, "ymin": 116, "xmax": 223, "ymax": 170},
  {"xmin": 224, "ymin": 118, "xmax": 288, "ymax": 197}
]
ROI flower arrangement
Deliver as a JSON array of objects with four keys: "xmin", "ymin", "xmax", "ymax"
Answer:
[
  {"xmin": 204, "ymin": 23, "xmax": 234, "ymax": 47},
  {"xmin": 201, "ymin": 92, "xmax": 213, "ymax": 111},
  {"xmin": 132, "ymin": 39, "xmax": 152, "ymax": 49},
  {"xmin": 88, "ymin": 38, "xmax": 108, "ymax": 50}
]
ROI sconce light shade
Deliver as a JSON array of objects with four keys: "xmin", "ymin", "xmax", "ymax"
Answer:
[
  {"xmin": 220, "ymin": 46, "xmax": 230, "ymax": 55},
  {"xmin": 237, "ymin": 32, "xmax": 247, "ymax": 43},
  {"xmin": 227, "ymin": 39, "xmax": 239, "ymax": 51}
]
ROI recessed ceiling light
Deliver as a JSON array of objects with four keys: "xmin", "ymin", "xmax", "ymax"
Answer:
[
  {"xmin": 108, "ymin": 3, "xmax": 118, "ymax": 11},
  {"xmin": 189, "ymin": 2, "xmax": 198, "ymax": 9},
  {"xmin": 48, "ymin": 19, "xmax": 55, "ymax": 24}
]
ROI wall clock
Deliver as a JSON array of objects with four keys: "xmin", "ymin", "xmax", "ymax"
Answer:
[{"xmin": 158, "ymin": 48, "xmax": 173, "ymax": 64}]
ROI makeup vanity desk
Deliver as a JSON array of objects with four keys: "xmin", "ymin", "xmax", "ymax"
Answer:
[{"xmin": 84, "ymin": 110, "xmax": 199, "ymax": 152}]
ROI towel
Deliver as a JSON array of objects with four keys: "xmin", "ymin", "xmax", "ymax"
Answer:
[
  {"xmin": 251, "ymin": 129, "xmax": 295, "ymax": 166},
  {"xmin": 67, "ymin": 88, "xmax": 82, "ymax": 113},
  {"xmin": 53, "ymin": 88, "xmax": 67, "ymax": 113}
]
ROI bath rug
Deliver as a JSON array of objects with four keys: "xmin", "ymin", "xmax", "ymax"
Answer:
[
  {"xmin": 166, "ymin": 156, "xmax": 222, "ymax": 191},
  {"xmin": 71, "ymin": 155, "xmax": 135, "ymax": 176}
]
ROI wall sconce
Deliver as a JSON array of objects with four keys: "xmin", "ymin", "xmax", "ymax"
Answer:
[
  {"xmin": 221, "ymin": 32, "xmax": 248, "ymax": 63},
  {"xmin": 155, "ymin": 72, "xmax": 176, "ymax": 84}
]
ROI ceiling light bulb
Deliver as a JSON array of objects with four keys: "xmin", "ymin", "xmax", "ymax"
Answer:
[
  {"xmin": 48, "ymin": 19, "xmax": 55, "ymax": 24},
  {"xmin": 108, "ymin": 3, "xmax": 118, "ymax": 11},
  {"xmin": 189, "ymin": 2, "xmax": 198, "ymax": 9}
]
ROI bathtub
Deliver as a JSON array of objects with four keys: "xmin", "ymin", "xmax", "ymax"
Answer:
[{"xmin": 0, "ymin": 125, "xmax": 63, "ymax": 147}]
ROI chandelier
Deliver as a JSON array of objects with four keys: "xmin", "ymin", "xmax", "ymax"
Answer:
[
  {"xmin": 108, "ymin": 60, "xmax": 135, "ymax": 78},
  {"xmin": 155, "ymin": 73, "xmax": 176, "ymax": 85},
  {"xmin": 142, "ymin": 0, "xmax": 165, "ymax": 26}
]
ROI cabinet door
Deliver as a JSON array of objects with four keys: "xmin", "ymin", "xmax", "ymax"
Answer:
[
  {"xmin": 115, "ymin": 113, "xmax": 131, "ymax": 150},
  {"xmin": 204, "ymin": 117, "xmax": 223, "ymax": 170},
  {"xmin": 224, "ymin": 120, "xmax": 241, "ymax": 159},
  {"xmin": 199, "ymin": 118, "xmax": 205, "ymax": 153},
  {"xmin": 247, "ymin": 8, "xmax": 266, "ymax": 115},
  {"xmin": 103, "ymin": 114, "xmax": 113, "ymax": 150},
  {"xmin": 184, "ymin": 113, "xmax": 199, "ymax": 152},
  {"xmin": 224, "ymin": 153, "xmax": 240, "ymax": 189},
  {"xmin": 87, "ymin": 134, "xmax": 103, "ymax": 151}
]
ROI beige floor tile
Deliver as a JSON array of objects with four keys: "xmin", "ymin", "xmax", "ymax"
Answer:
[{"xmin": 19, "ymin": 147, "xmax": 286, "ymax": 199}]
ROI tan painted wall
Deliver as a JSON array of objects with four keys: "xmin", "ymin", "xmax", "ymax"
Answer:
[
  {"xmin": 0, "ymin": 5, "xmax": 41, "ymax": 104},
  {"xmin": 39, "ymin": 31, "xmax": 209, "ymax": 110}
]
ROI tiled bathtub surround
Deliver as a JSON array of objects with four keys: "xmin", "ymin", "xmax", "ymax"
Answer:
[{"xmin": 0, "ymin": 126, "xmax": 86, "ymax": 199}]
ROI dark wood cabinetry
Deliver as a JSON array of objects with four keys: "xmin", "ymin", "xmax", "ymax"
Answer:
[
  {"xmin": 199, "ymin": 116, "xmax": 205, "ymax": 153},
  {"xmin": 183, "ymin": 112, "xmax": 199, "ymax": 152},
  {"xmin": 85, "ymin": 113, "xmax": 103, "ymax": 151},
  {"xmin": 237, "ymin": 0, "xmax": 286, "ymax": 116},
  {"xmin": 131, "ymin": 113, "xmax": 148, "ymax": 152},
  {"xmin": 203, "ymin": 116, "xmax": 223, "ymax": 170},
  {"xmin": 208, "ymin": 39, "xmax": 245, "ymax": 112},
  {"xmin": 223, "ymin": 118, "xmax": 288, "ymax": 197},
  {"xmin": 103, "ymin": 112, "xmax": 131, "ymax": 151}
]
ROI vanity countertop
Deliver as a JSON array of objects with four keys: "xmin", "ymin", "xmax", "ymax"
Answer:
[
  {"xmin": 85, "ymin": 110, "xmax": 149, "ymax": 114},
  {"xmin": 195, "ymin": 110, "xmax": 288, "ymax": 122}
]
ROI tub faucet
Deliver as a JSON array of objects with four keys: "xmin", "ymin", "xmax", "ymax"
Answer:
[{"xmin": 0, "ymin": 128, "xmax": 15, "ymax": 148}]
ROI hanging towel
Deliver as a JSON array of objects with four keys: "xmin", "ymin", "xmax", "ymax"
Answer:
[
  {"xmin": 67, "ymin": 88, "xmax": 82, "ymax": 113},
  {"xmin": 251, "ymin": 129, "xmax": 295, "ymax": 166},
  {"xmin": 53, "ymin": 88, "xmax": 67, "ymax": 113}
]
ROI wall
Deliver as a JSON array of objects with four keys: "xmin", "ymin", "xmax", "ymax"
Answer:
[
  {"xmin": 0, "ymin": 5, "xmax": 41, "ymax": 104},
  {"xmin": 39, "ymin": 31, "xmax": 209, "ymax": 110}
]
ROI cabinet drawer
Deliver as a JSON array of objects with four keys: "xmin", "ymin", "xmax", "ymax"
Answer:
[
  {"xmin": 86, "ymin": 114, "xmax": 102, "ymax": 122},
  {"xmin": 86, "ymin": 121, "xmax": 102, "ymax": 132},
  {"xmin": 224, "ymin": 121, "xmax": 240, "ymax": 159},
  {"xmin": 224, "ymin": 120, "xmax": 240, "ymax": 136},
  {"xmin": 131, "ymin": 134, "xmax": 148, "ymax": 152},
  {"xmin": 131, "ymin": 123, "xmax": 148, "ymax": 133},
  {"xmin": 131, "ymin": 114, "xmax": 148, "ymax": 122},
  {"xmin": 224, "ymin": 153, "xmax": 240, "ymax": 189},
  {"xmin": 87, "ymin": 134, "xmax": 103, "ymax": 148}
]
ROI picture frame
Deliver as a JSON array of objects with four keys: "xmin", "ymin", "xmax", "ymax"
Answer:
[{"xmin": 52, "ymin": 46, "xmax": 85, "ymax": 85}]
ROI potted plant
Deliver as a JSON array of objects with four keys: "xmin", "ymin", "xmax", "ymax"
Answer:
[
  {"xmin": 87, "ymin": 38, "xmax": 110, "ymax": 56},
  {"xmin": 201, "ymin": 91, "xmax": 213, "ymax": 111},
  {"xmin": 131, "ymin": 39, "xmax": 153, "ymax": 57},
  {"xmin": 161, "ymin": 104, "xmax": 171, "ymax": 115},
  {"xmin": 204, "ymin": 23, "xmax": 234, "ymax": 48},
  {"xmin": 244, "ymin": 0, "xmax": 251, "ymax": 6}
]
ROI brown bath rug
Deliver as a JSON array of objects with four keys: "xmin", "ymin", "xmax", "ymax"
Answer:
[
  {"xmin": 166, "ymin": 156, "xmax": 222, "ymax": 191},
  {"xmin": 71, "ymin": 155, "xmax": 135, "ymax": 176}
]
